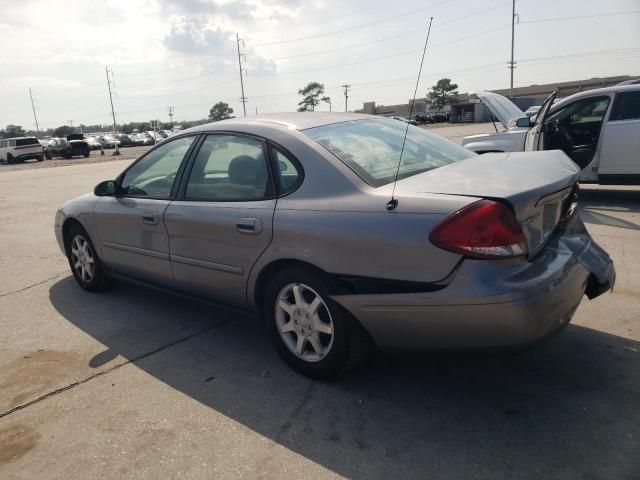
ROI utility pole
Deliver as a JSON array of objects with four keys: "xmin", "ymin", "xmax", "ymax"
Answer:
[
  {"xmin": 105, "ymin": 66, "xmax": 120, "ymax": 156},
  {"xmin": 28, "ymin": 87, "xmax": 40, "ymax": 135},
  {"xmin": 168, "ymin": 106, "xmax": 174, "ymax": 126},
  {"xmin": 508, "ymin": 0, "xmax": 518, "ymax": 98},
  {"xmin": 67, "ymin": 120, "xmax": 74, "ymax": 127},
  {"xmin": 236, "ymin": 33, "xmax": 248, "ymax": 117},
  {"xmin": 341, "ymin": 84, "xmax": 351, "ymax": 112}
]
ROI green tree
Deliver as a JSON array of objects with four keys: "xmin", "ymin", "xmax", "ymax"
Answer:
[
  {"xmin": 209, "ymin": 102, "xmax": 234, "ymax": 121},
  {"xmin": 53, "ymin": 125, "xmax": 76, "ymax": 137},
  {"xmin": 297, "ymin": 82, "xmax": 330, "ymax": 112},
  {"xmin": 427, "ymin": 78, "xmax": 459, "ymax": 110},
  {"xmin": 0, "ymin": 125, "xmax": 26, "ymax": 138}
]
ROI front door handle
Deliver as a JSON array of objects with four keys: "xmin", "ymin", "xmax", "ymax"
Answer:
[
  {"xmin": 142, "ymin": 211, "xmax": 159, "ymax": 225},
  {"xmin": 236, "ymin": 218, "xmax": 262, "ymax": 235}
]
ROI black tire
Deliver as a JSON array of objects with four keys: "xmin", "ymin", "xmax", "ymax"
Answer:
[
  {"xmin": 65, "ymin": 224, "xmax": 111, "ymax": 292},
  {"xmin": 264, "ymin": 267, "xmax": 369, "ymax": 379},
  {"xmin": 37, "ymin": 155, "xmax": 44, "ymax": 162},
  {"xmin": 6, "ymin": 153, "xmax": 14, "ymax": 164},
  {"xmin": 45, "ymin": 151, "xmax": 52, "ymax": 160},
  {"xmin": 84, "ymin": 150, "xmax": 90, "ymax": 158}
]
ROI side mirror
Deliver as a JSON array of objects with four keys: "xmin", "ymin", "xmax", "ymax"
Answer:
[
  {"xmin": 94, "ymin": 180, "xmax": 119, "ymax": 196},
  {"xmin": 278, "ymin": 160, "xmax": 288, "ymax": 172},
  {"xmin": 516, "ymin": 117, "xmax": 532, "ymax": 128}
]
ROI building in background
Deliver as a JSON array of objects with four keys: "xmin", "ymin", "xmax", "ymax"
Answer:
[{"xmin": 356, "ymin": 75, "xmax": 637, "ymax": 123}]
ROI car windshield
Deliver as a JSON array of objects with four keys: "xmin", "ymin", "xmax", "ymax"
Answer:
[{"xmin": 305, "ymin": 118, "xmax": 476, "ymax": 187}]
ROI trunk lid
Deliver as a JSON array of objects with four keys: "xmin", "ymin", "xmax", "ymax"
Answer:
[
  {"xmin": 471, "ymin": 91, "xmax": 527, "ymax": 129},
  {"xmin": 394, "ymin": 150, "xmax": 580, "ymax": 256}
]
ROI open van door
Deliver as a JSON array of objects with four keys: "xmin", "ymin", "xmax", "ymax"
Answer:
[{"xmin": 524, "ymin": 90, "xmax": 558, "ymax": 151}]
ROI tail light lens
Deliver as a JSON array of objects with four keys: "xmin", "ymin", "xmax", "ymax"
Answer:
[{"xmin": 429, "ymin": 200, "xmax": 527, "ymax": 259}]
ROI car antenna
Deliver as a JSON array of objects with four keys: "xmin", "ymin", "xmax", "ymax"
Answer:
[{"xmin": 387, "ymin": 17, "xmax": 434, "ymax": 211}]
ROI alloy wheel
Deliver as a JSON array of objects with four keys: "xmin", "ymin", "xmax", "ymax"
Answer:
[
  {"xmin": 70, "ymin": 235, "xmax": 95, "ymax": 283},
  {"xmin": 275, "ymin": 282, "xmax": 334, "ymax": 362}
]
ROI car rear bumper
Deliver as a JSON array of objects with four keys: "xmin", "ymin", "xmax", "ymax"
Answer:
[{"xmin": 332, "ymin": 214, "xmax": 615, "ymax": 350}]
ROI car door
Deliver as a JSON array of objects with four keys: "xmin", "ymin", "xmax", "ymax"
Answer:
[
  {"xmin": 92, "ymin": 135, "xmax": 198, "ymax": 285},
  {"xmin": 164, "ymin": 133, "xmax": 277, "ymax": 309},
  {"xmin": 597, "ymin": 90, "xmax": 640, "ymax": 180},
  {"xmin": 524, "ymin": 90, "xmax": 557, "ymax": 152}
]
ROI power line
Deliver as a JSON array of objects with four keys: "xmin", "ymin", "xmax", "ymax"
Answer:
[{"xmin": 250, "ymin": 0, "xmax": 456, "ymax": 47}]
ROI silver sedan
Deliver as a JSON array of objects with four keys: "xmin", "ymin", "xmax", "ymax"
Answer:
[{"xmin": 55, "ymin": 113, "xmax": 615, "ymax": 378}]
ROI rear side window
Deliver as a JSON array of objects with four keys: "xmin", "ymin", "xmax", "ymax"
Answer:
[
  {"xmin": 184, "ymin": 135, "xmax": 272, "ymax": 201},
  {"xmin": 271, "ymin": 147, "xmax": 301, "ymax": 194},
  {"xmin": 16, "ymin": 138, "xmax": 39, "ymax": 146},
  {"xmin": 609, "ymin": 91, "xmax": 640, "ymax": 121}
]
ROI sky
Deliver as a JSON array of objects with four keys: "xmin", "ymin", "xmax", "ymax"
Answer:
[{"xmin": 0, "ymin": 0, "xmax": 639, "ymax": 129}]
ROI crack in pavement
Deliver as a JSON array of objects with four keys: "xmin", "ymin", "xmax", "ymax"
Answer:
[
  {"xmin": 0, "ymin": 320, "xmax": 229, "ymax": 419},
  {"xmin": 0, "ymin": 272, "xmax": 68, "ymax": 298}
]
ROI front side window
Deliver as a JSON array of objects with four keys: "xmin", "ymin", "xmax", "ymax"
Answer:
[
  {"xmin": 545, "ymin": 97, "xmax": 610, "ymax": 126},
  {"xmin": 305, "ymin": 119, "xmax": 476, "ymax": 187},
  {"xmin": 185, "ymin": 135, "xmax": 270, "ymax": 201},
  {"xmin": 120, "ymin": 135, "xmax": 195, "ymax": 197},
  {"xmin": 609, "ymin": 91, "xmax": 640, "ymax": 121}
]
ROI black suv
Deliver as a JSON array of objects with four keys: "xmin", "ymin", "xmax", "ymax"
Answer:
[{"xmin": 44, "ymin": 134, "xmax": 90, "ymax": 159}]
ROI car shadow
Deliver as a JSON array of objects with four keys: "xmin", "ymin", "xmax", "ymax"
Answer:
[
  {"xmin": 48, "ymin": 276, "xmax": 640, "ymax": 479},
  {"xmin": 579, "ymin": 187, "xmax": 640, "ymax": 230}
]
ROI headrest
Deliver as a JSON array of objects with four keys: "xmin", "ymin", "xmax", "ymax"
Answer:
[{"xmin": 228, "ymin": 155, "xmax": 266, "ymax": 185}]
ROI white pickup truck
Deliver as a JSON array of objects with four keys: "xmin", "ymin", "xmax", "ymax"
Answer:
[{"xmin": 462, "ymin": 84, "xmax": 640, "ymax": 184}]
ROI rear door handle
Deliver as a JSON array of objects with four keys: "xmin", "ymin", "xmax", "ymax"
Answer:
[
  {"xmin": 236, "ymin": 218, "xmax": 262, "ymax": 235},
  {"xmin": 142, "ymin": 211, "xmax": 160, "ymax": 225}
]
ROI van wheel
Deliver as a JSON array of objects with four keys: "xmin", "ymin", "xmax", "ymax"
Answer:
[
  {"xmin": 264, "ymin": 267, "xmax": 369, "ymax": 379},
  {"xmin": 65, "ymin": 224, "xmax": 111, "ymax": 292}
]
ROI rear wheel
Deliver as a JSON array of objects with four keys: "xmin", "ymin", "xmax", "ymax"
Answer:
[
  {"xmin": 264, "ymin": 267, "xmax": 369, "ymax": 379},
  {"xmin": 37, "ymin": 155, "xmax": 44, "ymax": 162},
  {"xmin": 83, "ymin": 149, "xmax": 90, "ymax": 158},
  {"xmin": 65, "ymin": 224, "xmax": 111, "ymax": 291}
]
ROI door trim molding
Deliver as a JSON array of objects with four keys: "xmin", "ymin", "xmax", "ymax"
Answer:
[
  {"xmin": 170, "ymin": 254, "xmax": 244, "ymax": 275},
  {"xmin": 103, "ymin": 241, "xmax": 169, "ymax": 260}
]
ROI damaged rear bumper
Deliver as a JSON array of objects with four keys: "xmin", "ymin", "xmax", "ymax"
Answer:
[{"xmin": 332, "ymin": 214, "xmax": 615, "ymax": 350}]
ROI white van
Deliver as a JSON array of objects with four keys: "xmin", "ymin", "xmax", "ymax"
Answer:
[
  {"xmin": 462, "ymin": 84, "xmax": 640, "ymax": 184},
  {"xmin": 0, "ymin": 137, "xmax": 44, "ymax": 163}
]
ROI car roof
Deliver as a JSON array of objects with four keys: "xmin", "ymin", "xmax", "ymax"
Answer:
[
  {"xmin": 4, "ymin": 136, "xmax": 37, "ymax": 140},
  {"xmin": 552, "ymin": 83, "xmax": 640, "ymax": 109},
  {"xmin": 184, "ymin": 112, "xmax": 375, "ymax": 133}
]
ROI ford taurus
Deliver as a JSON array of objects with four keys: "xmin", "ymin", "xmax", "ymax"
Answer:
[{"xmin": 55, "ymin": 113, "xmax": 615, "ymax": 378}]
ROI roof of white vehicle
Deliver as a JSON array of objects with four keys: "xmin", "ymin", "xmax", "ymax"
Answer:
[
  {"xmin": 185, "ymin": 112, "xmax": 376, "ymax": 133},
  {"xmin": 553, "ymin": 83, "xmax": 640, "ymax": 106},
  {"xmin": 2, "ymin": 136, "xmax": 38, "ymax": 140}
]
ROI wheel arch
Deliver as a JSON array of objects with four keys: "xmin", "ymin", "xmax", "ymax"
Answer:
[
  {"xmin": 252, "ymin": 259, "xmax": 330, "ymax": 312},
  {"xmin": 61, "ymin": 217, "xmax": 87, "ymax": 255}
]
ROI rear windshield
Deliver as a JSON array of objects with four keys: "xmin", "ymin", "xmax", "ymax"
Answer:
[
  {"xmin": 16, "ymin": 137, "xmax": 39, "ymax": 146},
  {"xmin": 305, "ymin": 119, "xmax": 475, "ymax": 187}
]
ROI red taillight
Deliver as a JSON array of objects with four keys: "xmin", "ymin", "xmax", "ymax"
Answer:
[{"xmin": 429, "ymin": 200, "xmax": 527, "ymax": 259}]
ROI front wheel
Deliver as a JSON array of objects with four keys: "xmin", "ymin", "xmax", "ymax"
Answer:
[
  {"xmin": 65, "ymin": 224, "xmax": 111, "ymax": 291},
  {"xmin": 264, "ymin": 267, "xmax": 369, "ymax": 379}
]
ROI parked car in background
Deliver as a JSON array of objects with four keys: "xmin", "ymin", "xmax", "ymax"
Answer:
[
  {"xmin": 146, "ymin": 131, "xmax": 164, "ymax": 143},
  {"xmin": 45, "ymin": 135, "xmax": 90, "ymax": 159},
  {"xmin": 116, "ymin": 134, "xmax": 135, "ymax": 147},
  {"xmin": 0, "ymin": 136, "xmax": 44, "ymax": 163},
  {"xmin": 462, "ymin": 84, "xmax": 640, "ymax": 184},
  {"xmin": 54, "ymin": 113, "xmax": 614, "ymax": 378},
  {"xmin": 98, "ymin": 135, "xmax": 121, "ymax": 149},
  {"xmin": 524, "ymin": 105, "xmax": 541, "ymax": 117},
  {"xmin": 129, "ymin": 133, "xmax": 145, "ymax": 146},
  {"xmin": 414, "ymin": 113, "xmax": 435, "ymax": 124},
  {"xmin": 85, "ymin": 136, "xmax": 103, "ymax": 151},
  {"xmin": 390, "ymin": 115, "xmax": 417, "ymax": 126},
  {"xmin": 161, "ymin": 130, "xmax": 174, "ymax": 138},
  {"xmin": 133, "ymin": 132, "xmax": 154, "ymax": 146}
]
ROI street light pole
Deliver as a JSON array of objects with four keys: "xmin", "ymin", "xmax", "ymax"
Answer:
[
  {"xmin": 106, "ymin": 66, "xmax": 120, "ymax": 156},
  {"xmin": 28, "ymin": 87, "xmax": 40, "ymax": 135},
  {"xmin": 509, "ymin": 0, "xmax": 517, "ymax": 98}
]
